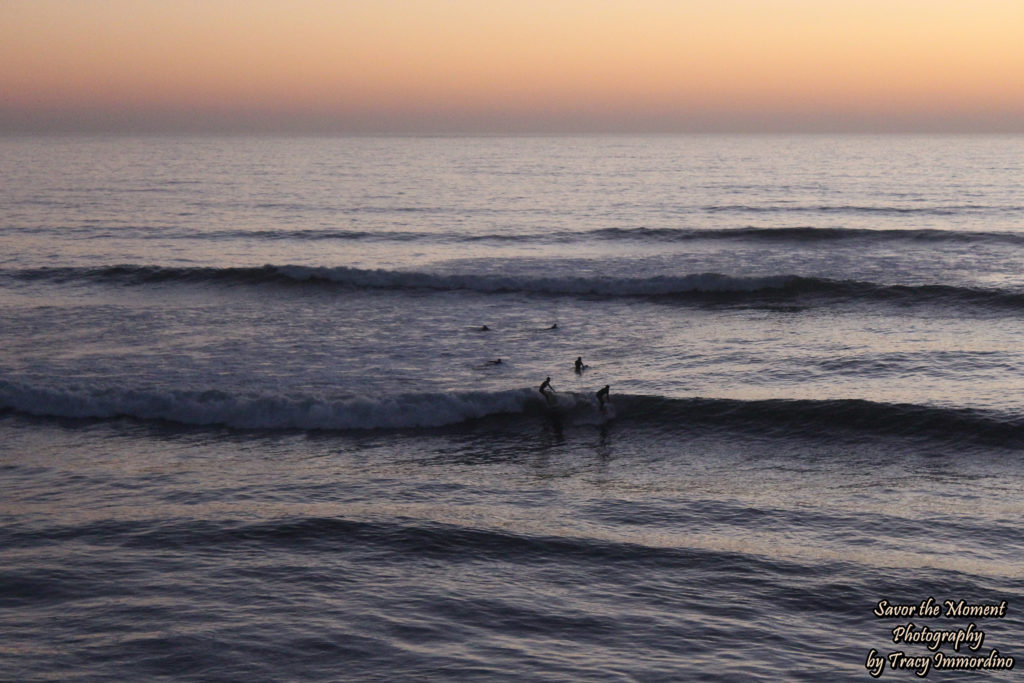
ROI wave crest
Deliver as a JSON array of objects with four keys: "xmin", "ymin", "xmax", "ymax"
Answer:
[
  {"xmin": 11, "ymin": 264, "xmax": 1024, "ymax": 311},
  {"xmin": 0, "ymin": 381, "xmax": 542, "ymax": 430},
  {"xmin": 2, "ymin": 381, "xmax": 1022, "ymax": 447}
]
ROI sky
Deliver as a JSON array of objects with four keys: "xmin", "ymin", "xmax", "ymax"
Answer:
[{"xmin": 1, "ymin": 0, "xmax": 1022, "ymax": 134}]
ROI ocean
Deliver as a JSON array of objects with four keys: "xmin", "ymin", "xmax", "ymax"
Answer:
[{"xmin": 2, "ymin": 135, "xmax": 1023, "ymax": 681}]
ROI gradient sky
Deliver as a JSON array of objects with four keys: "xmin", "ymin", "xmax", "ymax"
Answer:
[{"xmin": 2, "ymin": 0, "xmax": 1022, "ymax": 133}]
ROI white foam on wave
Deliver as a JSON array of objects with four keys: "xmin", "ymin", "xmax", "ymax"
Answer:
[{"xmin": 0, "ymin": 381, "xmax": 544, "ymax": 430}]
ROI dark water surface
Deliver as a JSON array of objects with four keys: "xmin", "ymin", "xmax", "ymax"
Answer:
[{"xmin": 2, "ymin": 135, "xmax": 1023, "ymax": 680}]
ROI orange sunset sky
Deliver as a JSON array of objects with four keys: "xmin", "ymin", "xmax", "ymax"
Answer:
[{"xmin": 1, "ymin": 0, "xmax": 1022, "ymax": 133}]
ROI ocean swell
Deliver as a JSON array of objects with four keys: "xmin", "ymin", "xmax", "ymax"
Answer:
[
  {"xmin": 2, "ymin": 380, "xmax": 1022, "ymax": 447},
  {"xmin": 9, "ymin": 264, "xmax": 1024, "ymax": 311}
]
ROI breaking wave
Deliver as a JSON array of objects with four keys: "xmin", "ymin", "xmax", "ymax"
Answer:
[
  {"xmin": 0, "ymin": 381, "xmax": 539, "ymax": 431},
  {"xmin": 2, "ymin": 381, "xmax": 1022, "ymax": 447}
]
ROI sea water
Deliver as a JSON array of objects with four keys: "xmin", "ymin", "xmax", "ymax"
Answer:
[{"xmin": 2, "ymin": 135, "xmax": 1023, "ymax": 680}]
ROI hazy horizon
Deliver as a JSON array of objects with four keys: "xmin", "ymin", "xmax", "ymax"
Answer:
[{"xmin": 3, "ymin": 0, "xmax": 1022, "ymax": 135}]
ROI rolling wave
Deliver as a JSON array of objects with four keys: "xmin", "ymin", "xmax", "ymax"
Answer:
[
  {"xmin": 12, "ymin": 224, "xmax": 1024, "ymax": 246},
  {"xmin": 9, "ymin": 264, "xmax": 1024, "ymax": 311},
  {"xmin": 700, "ymin": 203, "xmax": 1012, "ymax": 216},
  {"xmin": 589, "ymin": 226, "xmax": 1024, "ymax": 244},
  {"xmin": 2, "ymin": 380, "xmax": 1021, "ymax": 447},
  {"xmin": 0, "ymin": 514, "xmax": 789, "ymax": 576}
]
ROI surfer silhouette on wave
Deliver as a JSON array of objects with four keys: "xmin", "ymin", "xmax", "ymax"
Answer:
[{"xmin": 539, "ymin": 377, "xmax": 554, "ymax": 402}]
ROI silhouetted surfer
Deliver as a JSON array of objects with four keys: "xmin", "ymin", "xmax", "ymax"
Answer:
[
  {"xmin": 596, "ymin": 385, "xmax": 610, "ymax": 408},
  {"xmin": 487, "ymin": 358, "xmax": 502, "ymax": 365},
  {"xmin": 574, "ymin": 356, "xmax": 585, "ymax": 373},
  {"xmin": 539, "ymin": 377, "xmax": 554, "ymax": 399},
  {"xmin": 547, "ymin": 323, "xmax": 558, "ymax": 330},
  {"xmin": 479, "ymin": 325, "xmax": 490, "ymax": 331}
]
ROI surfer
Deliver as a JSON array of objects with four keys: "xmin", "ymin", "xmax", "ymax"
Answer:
[
  {"xmin": 574, "ymin": 356, "xmax": 585, "ymax": 373},
  {"xmin": 596, "ymin": 385, "xmax": 610, "ymax": 408},
  {"xmin": 539, "ymin": 376, "xmax": 554, "ymax": 398},
  {"xmin": 487, "ymin": 358, "xmax": 502, "ymax": 365},
  {"xmin": 547, "ymin": 323, "xmax": 558, "ymax": 330},
  {"xmin": 479, "ymin": 325, "xmax": 490, "ymax": 331}
]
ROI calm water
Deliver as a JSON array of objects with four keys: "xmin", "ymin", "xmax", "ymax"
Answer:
[{"xmin": 2, "ymin": 135, "xmax": 1023, "ymax": 681}]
